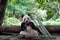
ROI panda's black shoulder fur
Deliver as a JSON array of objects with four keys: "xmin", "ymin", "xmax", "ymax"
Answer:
[
  {"xmin": 20, "ymin": 22, "xmax": 34, "ymax": 31},
  {"xmin": 20, "ymin": 22, "xmax": 26, "ymax": 31},
  {"xmin": 20, "ymin": 22, "xmax": 42, "ymax": 34}
]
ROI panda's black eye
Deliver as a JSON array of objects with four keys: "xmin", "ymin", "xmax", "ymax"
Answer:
[{"xmin": 27, "ymin": 18, "xmax": 29, "ymax": 20}]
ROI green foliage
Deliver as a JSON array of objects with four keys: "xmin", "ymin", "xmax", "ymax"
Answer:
[
  {"xmin": 2, "ymin": 17, "xmax": 21, "ymax": 26},
  {"xmin": 42, "ymin": 2, "xmax": 58, "ymax": 19},
  {"xmin": 3, "ymin": 0, "xmax": 36, "ymax": 26},
  {"xmin": 42, "ymin": 17, "xmax": 60, "ymax": 25},
  {"xmin": 7, "ymin": 0, "xmax": 36, "ymax": 15},
  {"xmin": 3, "ymin": 0, "xmax": 60, "ymax": 26},
  {"xmin": 36, "ymin": 0, "xmax": 60, "ymax": 19}
]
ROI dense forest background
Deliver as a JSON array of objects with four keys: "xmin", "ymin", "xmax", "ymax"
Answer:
[{"xmin": 2, "ymin": 0, "xmax": 60, "ymax": 26}]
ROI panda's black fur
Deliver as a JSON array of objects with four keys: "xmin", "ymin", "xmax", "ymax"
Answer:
[{"xmin": 20, "ymin": 14, "xmax": 42, "ymax": 36}]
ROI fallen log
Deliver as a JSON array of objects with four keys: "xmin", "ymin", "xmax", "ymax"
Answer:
[
  {"xmin": 0, "ymin": 25, "xmax": 60, "ymax": 34},
  {"xmin": 46, "ymin": 25, "xmax": 60, "ymax": 33}
]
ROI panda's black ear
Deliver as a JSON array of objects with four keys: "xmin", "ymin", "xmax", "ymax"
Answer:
[
  {"xmin": 27, "ymin": 14, "xmax": 30, "ymax": 16},
  {"xmin": 21, "ymin": 14, "xmax": 24, "ymax": 18}
]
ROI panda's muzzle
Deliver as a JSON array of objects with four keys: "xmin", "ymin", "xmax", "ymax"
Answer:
[{"xmin": 26, "ymin": 21, "xmax": 28, "ymax": 22}]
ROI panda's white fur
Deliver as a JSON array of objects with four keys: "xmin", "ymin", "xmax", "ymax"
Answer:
[
  {"xmin": 22, "ymin": 14, "xmax": 31, "ymax": 22},
  {"xmin": 20, "ymin": 14, "xmax": 38, "ymax": 36},
  {"xmin": 20, "ymin": 26, "xmax": 38, "ymax": 36}
]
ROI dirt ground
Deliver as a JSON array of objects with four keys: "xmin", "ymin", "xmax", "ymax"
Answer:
[
  {"xmin": 0, "ymin": 34, "xmax": 60, "ymax": 40},
  {"xmin": 52, "ymin": 34, "xmax": 60, "ymax": 40}
]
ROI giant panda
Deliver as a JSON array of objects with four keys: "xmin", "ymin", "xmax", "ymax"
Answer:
[{"xmin": 20, "ymin": 14, "xmax": 42, "ymax": 37}]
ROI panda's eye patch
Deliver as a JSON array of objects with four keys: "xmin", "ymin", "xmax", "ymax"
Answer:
[
  {"xmin": 27, "ymin": 18, "xmax": 29, "ymax": 20},
  {"xmin": 24, "ymin": 18, "xmax": 29, "ymax": 21}
]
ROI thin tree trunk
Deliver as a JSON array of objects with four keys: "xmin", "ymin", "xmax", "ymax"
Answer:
[{"xmin": 0, "ymin": 0, "xmax": 8, "ymax": 25}]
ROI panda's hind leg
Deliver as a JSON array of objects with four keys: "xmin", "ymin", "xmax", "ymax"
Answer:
[
  {"xmin": 31, "ymin": 30, "xmax": 39, "ymax": 36},
  {"xmin": 20, "ymin": 31, "xmax": 28, "ymax": 35}
]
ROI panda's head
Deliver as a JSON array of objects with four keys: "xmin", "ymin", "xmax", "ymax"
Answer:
[{"xmin": 21, "ymin": 14, "xmax": 31, "ymax": 23}]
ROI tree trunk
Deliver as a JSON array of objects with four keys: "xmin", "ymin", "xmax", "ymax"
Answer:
[{"xmin": 0, "ymin": 0, "xmax": 8, "ymax": 25}]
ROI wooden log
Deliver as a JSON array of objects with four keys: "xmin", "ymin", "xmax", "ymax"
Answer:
[
  {"xmin": 45, "ymin": 25, "xmax": 60, "ymax": 33},
  {"xmin": 0, "ymin": 25, "xmax": 60, "ymax": 34}
]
